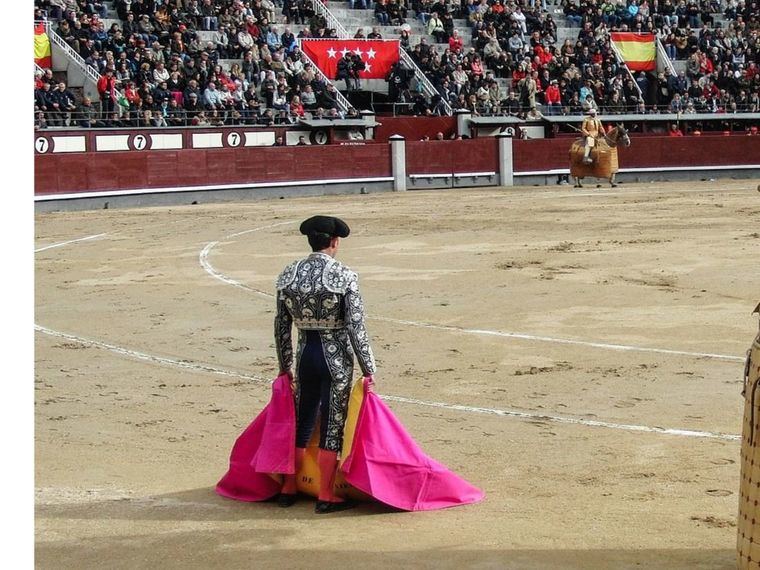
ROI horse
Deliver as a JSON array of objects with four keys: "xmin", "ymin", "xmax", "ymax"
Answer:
[{"xmin": 569, "ymin": 125, "xmax": 631, "ymax": 188}]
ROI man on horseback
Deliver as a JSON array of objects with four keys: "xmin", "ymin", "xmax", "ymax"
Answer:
[{"xmin": 581, "ymin": 108, "xmax": 604, "ymax": 164}]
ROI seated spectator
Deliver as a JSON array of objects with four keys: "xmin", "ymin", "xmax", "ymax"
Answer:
[
  {"xmin": 301, "ymin": 84, "xmax": 318, "ymax": 109},
  {"xmin": 428, "ymin": 12, "xmax": 447, "ymax": 44},
  {"xmin": 203, "ymin": 81, "xmax": 223, "ymax": 110},
  {"xmin": 50, "ymin": 82, "xmax": 78, "ymax": 126},
  {"xmin": 290, "ymin": 95, "xmax": 306, "ymax": 118},
  {"xmin": 165, "ymin": 98, "xmax": 187, "ymax": 126},
  {"xmin": 387, "ymin": 1, "xmax": 406, "ymax": 25},
  {"xmin": 374, "ymin": 0, "xmax": 390, "ymax": 25}
]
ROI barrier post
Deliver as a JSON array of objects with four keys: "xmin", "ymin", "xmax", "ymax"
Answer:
[
  {"xmin": 455, "ymin": 109, "xmax": 472, "ymax": 138},
  {"xmin": 389, "ymin": 134, "xmax": 407, "ymax": 192},
  {"xmin": 361, "ymin": 109, "xmax": 376, "ymax": 141},
  {"xmin": 497, "ymin": 132, "xmax": 514, "ymax": 187}
]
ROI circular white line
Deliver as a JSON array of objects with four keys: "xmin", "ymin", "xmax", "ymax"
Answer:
[
  {"xmin": 34, "ymin": 325, "xmax": 740, "ymax": 442},
  {"xmin": 195, "ymin": 221, "xmax": 746, "ymax": 441},
  {"xmin": 200, "ymin": 224, "xmax": 745, "ymax": 363},
  {"xmin": 33, "ymin": 221, "xmax": 746, "ymax": 442}
]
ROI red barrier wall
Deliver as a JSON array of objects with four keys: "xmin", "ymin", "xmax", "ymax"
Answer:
[
  {"xmin": 35, "ymin": 133, "xmax": 759, "ymax": 197},
  {"xmin": 36, "ymin": 143, "xmax": 392, "ymax": 195},
  {"xmin": 375, "ymin": 116, "xmax": 457, "ymax": 142},
  {"xmin": 405, "ymin": 137, "xmax": 499, "ymax": 175},
  {"xmin": 513, "ymin": 134, "xmax": 760, "ymax": 172}
]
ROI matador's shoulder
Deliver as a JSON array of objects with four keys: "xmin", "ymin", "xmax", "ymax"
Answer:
[
  {"xmin": 275, "ymin": 259, "xmax": 301, "ymax": 290},
  {"xmin": 323, "ymin": 258, "xmax": 357, "ymax": 294}
]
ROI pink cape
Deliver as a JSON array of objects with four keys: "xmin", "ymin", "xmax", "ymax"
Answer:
[
  {"xmin": 215, "ymin": 373, "xmax": 294, "ymax": 502},
  {"xmin": 216, "ymin": 377, "xmax": 484, "ymax": 511},
  {"xmin": 341, "ymin": 380, "xmax": 485, "ymax": 511}
]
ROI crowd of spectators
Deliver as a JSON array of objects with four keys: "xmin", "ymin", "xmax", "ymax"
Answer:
[
  {"xmin": 346, "ymin": 0, "xmax": 759, "ymax": 116},
  {"xmin": 33, "ymin": 0, "xmax": 760, "ymax": 126},
  {"xmin": 34, "ymin": 0, "xmax": 363, "ymax": 128}
]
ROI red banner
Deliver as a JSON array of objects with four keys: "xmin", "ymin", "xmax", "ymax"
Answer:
[{"xmin": 300, "ymin": 40, "xmax": 399, "ymax": 80}]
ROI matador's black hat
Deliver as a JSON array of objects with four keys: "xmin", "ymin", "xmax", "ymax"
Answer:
[{"xmin": 299, "ymin": 215, "xmax": 350, "ymax": 238}]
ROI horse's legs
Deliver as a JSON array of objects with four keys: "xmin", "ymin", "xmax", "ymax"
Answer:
[
  {"xmin": 610, "ymin": 173, "xmax": 617, "ymax": 188},
  {"xmin": 574, "ymin": 176, "xmax": 583, "ymax": 188}
]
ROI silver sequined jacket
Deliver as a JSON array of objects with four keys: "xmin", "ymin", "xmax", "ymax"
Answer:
[{"xmin": 274, "ymin": 252, "xmax": 376, "ymax": 379}]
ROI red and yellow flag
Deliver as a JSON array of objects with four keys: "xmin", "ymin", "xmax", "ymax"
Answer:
[
  {"xmin": 611, "ymin": 32, "xmax": 655, "ymax": 72},
  {"xmin": 34, "ymin": 22, "xmax": 52, "ymax": 69}
]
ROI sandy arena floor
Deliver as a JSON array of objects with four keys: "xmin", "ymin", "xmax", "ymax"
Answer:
[{"xmin": 35, "ymin": 180, "xmax": 760, "ymax": 569}]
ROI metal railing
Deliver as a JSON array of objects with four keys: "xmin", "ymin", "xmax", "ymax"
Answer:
[
  {"xmin": 608, "ymin": 36, "xmax": 644, "ymax": 102},
  {"xmin": 311, "ymin": 0, "xmax": 348, "ymax": 38},
  {"xmin": 399, "ymin": 48, "xmax": 452, "ymax": 115},
  {"xmin": 309, "ymin": 0, "xmax": 452, "ymax": 115},
  {"xmin": 655, "ymin": 37, "xmax": 678, "ymax": 77},
  {"xmin": 37, "ymin": 19, "xmax": 102, "ymax": 85},
  {"xmin": 297, "ymin": 44, "xmax": 351, "ymax": 113}
]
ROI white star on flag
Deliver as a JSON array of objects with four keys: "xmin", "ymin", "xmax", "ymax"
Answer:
[
  {"xmin": 326, "ymin": 47, "xmax": 337, "ymax": 58},
  {"xmin": 366, "ymin": 48, "xmax": 376, "ymax": 59},
  {"xmin": 354, "ymin": 48, "xmax": 363, "ymax": 58},
  {"xmin": 340, "ymin": 47, "xmax": 350, "ymax": 57},
  {"xmin": 364, "ymin": 63, "xmax": 372, "ymax": 72}
]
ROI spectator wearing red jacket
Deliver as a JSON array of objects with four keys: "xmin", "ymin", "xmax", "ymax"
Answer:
[
  {"xmin": 96, "ymin": 67, "xmax": 118, "ymax": 116},
  {"xmin": 448, "ymin": 30, "xmax": 463, "ymax": 52},
  {"xmin": 544, "ymin": 79, "xmax": 562, "ymax": 115}
]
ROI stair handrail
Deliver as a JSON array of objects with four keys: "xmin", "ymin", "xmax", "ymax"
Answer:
[
  {"xmin": 399, "ymin": 48, "xmax": 453, "ymax": 115},
  {"xmin": 39, "ymin": 19, "xmax": 101, "ymax": 85},
  {"xmin": 297, "ymin": 42, "xmax": 351, "ymax": 113},
  {"xmin": 607, "ymin": 33, "xmax": 644, "ymax": 102},
  {"xmin": 311, "ymin": 0, "xmax": 349, "ymax": 38},
  {"xmin": 655, "ymin": 36, "xmax": 678, "ymax": 77},
  {"xmin": 309, "ymin": 0, "xmax": 452, "ymax": 115}
]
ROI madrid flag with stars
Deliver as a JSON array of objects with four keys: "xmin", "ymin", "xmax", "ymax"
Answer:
[{"xmin": 300, "ymin": 40, "xmax": 400, "ymax": 79}]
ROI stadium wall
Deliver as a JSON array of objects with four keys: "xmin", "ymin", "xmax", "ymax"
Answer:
[{"xmin": 35, "ymin": 131, "xmax": 760, "ymax": 211}]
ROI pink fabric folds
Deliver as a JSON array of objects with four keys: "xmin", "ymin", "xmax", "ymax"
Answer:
[
  {"xmin": 215, "ymin": 373, "xmax": 295, "ymax": 502},
  {"xmin": 341, "ymin": 380, "xmax": 485, "ymax": 511}
]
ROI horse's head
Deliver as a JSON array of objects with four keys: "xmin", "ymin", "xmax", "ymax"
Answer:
[{"xmin": 610, "ymin": 123, "xmax": 631, "ymax": 147}]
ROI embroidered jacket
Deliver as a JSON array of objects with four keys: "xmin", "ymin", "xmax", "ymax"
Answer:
[{"xmin": 274, "ymin": 252, "xmax": 376, "ymax": 378}]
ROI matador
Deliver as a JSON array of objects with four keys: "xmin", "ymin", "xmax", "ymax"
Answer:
[{"xmin": 274, "ymin": 215, "xmax": 376, "ymax": 513}]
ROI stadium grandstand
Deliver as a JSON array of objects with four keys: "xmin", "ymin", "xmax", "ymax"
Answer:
[{"xmin": 33, "ymin": 0, "xmax": 760, "ymax": 128}]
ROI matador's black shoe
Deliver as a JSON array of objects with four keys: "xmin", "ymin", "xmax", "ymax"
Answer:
[
  {"xmin": 314, "ymin": 499, "xmax": 357, "ymax": 514},
  {"xmin": 277, "ymin": 493, "xmax": 298, "ymax": 508}
]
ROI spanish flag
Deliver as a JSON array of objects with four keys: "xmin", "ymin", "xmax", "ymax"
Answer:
[
  {"xmin": 34, "ymin": 22, "xmax": 52, "ymax": 69},
  {"xmin": 611, "ymin": 32, "xmax": 656, "ymax": 72}
]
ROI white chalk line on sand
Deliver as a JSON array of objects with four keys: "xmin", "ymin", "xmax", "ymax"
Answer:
[
  {"xmin": 36, "ymin": 213, "xmax": 745, "ymax": 443},
  {"xmin": 200, "ymin": 226, "xmax": 745, "ymax": 363},
  {"xmin": 34, "ymin": 324, "xmax": 740, "ymax": 442},
  {"xmin": 35, "ymin": 324, "xmax": 266, "ymax": 383},
  {"xmin": 35, "ymin": 233, "xmax": 107, "ymax": 253}
]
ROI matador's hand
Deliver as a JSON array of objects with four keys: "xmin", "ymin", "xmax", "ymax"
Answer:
[{"xmin": 363, "ymin": 375, "xmax": 375, "ymax": 392}]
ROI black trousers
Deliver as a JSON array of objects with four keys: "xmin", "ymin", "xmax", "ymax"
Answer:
[{"xmin": 295, "ymin": 330, "xmax": 333, "ymax": 449}]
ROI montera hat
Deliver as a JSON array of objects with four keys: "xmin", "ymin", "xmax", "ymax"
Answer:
[{"xmin": 299, "ymin": 215, "xmax": 350, "ymax": 238}]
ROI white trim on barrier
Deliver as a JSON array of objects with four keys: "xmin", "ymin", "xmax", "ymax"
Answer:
[
  {"xmin": 34, "ymin": 177, "xmax": 395, "ymax": 201},
  {"xmin": 516, "ymin": 164, "xmax": 760, "ymax": 176},
  {"xmin": 34, "ymin": 164, "xmax": 760, "ymax": 202},
  {"xmin": 454, "ymin": 171, "xmax": 497, "ymax": 178},
  {"xmin": 409, "ymin": 172, "xmax": 497, "ymax": 179}
]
